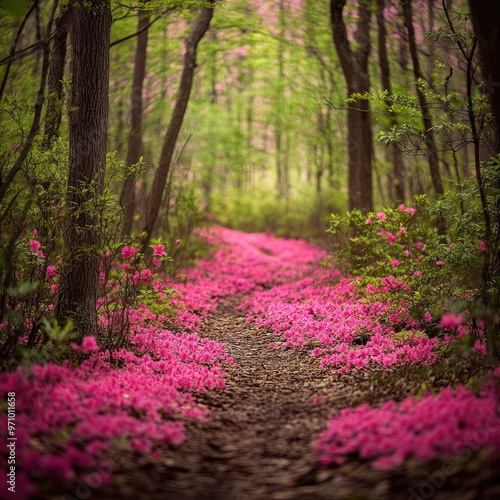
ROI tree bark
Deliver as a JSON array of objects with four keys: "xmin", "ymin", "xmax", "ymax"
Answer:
[
  {"xmin": 56, "ymin": 0, "xmax": 111, "ymax": 338},
  {"xmin": 330, "ymin": 0, "xmax": 373, "ymax": 212},
  {"xmin": 142, "ymin": 1, "xmax": 215, "ymax": 247},
  {"xmin": 376, "ymin": 0, "xmax": 405, "ymax": 204},
  {"xmin": 122, "ymin": 10, "xmax": 150, "ymax": 237},
  {"xmin": 43, "ymin": 4, "xmax": 71, "ymax": 148},
  {"xmin": 402, "ymin": 0, "xmax": 444, "ymax": 196},
  {"xmin": 467, "ymin": 0, "xmax": 500, "ymax": 154}
]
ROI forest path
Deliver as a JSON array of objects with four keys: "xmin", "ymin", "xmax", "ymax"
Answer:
[
  {"xmin": 102, "ymin": 297, "xmax": 388, "ymax": 500},
  {"xmin": 157, "ymin": 297, "xmax": 349, "ymax": 499}
]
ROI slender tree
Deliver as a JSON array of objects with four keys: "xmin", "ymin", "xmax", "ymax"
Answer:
[
  {"xmin": 376, "ymin": 0, "xmax": 405, "ymax": 203},
  {"xmin": 330, "ymin": 0, "xmax": 373, "ymax": 212},
  {"xmin": 43, "ymin": 3, "xmax": 71, "ymax": 148},
  {"xmin": 402, "ymin": 0, "xmax": 444, "ymax": 196},
  {"xmin": 56, "ymin": 0, "xmax": 111, "ymax": 337},
  {"xmin": 122, "ymin": 8, "xmax": 150, "ymax": 237},
  {"xmin": 142, "ymin": 0, "xmax": 215, "ymax": 248}
]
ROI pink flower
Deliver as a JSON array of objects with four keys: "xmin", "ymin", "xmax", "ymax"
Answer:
[
  {"xmin": 404, "ymin": 250, "xmax": 411, "ymax": 257},
  {"xmin": 376, "ymin": 212, "xmax": 386, "ymax": 221},
  {"xmin": 413, "ymin": 270, "xmax": 421, "ymax": 276},
  {"xmin": 406, "ymin": 207, "xmax": 416, "ymax": 214},
  {"xmin": 438, "ymin": 313, "xmax": 463, "ymax": 330},
  {"xmin": 365, "ymin": 218, "xmax": 373, "ymax": 225},
  {"xmin": 121, "ymin": 246, "xmax": 137, "ymax": 260},
  {"xmin": 398, "ymin": 204, "xmax": 406, "ymax": 212},
  {"xmin": 416, "ymin": 241, "xmax": 423, "ymax": 250},
  {"xmin": 11, "ymin": 143, "xmax": 20, "ymax": 151},
  {"xmin": 141, "ymin": 269, "xmax": 152, "ymax": 281},
  {"xmin": 435, "ymin": 261, "xmax": 445, "ymax": 266},
  {"xmin": 153, "ymin": 244, "xmax": 166, "ymax": 257},
  {"xmin": 33, "ymin": 229, "xmax": 38, "ymax": 237},
  {"xmin": 423, "ymin": 311, "xmax": 432, "ymax": 322},
  {"xmin": 70, "ymin": 336, "xmax": 100, "ymax": 353},
  {"xmin": 29, "ymin": 240, "xmax": 41, "ymax": 253},
  {"xmin": 152, "ymin": 257, "xmax": 161, "ymax": 267},
  {"xmin": 478, "ymin": 240, "xmax": 488, "ymax": 252},
  {"xmin": 175, "ymin": 239, "xmax": 181, "ymax": 245},
  {"xmin": 152, "ymin": 280, "xmax": 164, "ymax": 291},
  {"xmin": 45, "ymin": 265, "xmax": 58, "ymax": 280},
  {"xmin": 50, "ymin": 284, "xmax": 59, "ymax": 293},
  {"xmin": 391, "ymin": 260, "xmax": 400, "ymax": 267}
]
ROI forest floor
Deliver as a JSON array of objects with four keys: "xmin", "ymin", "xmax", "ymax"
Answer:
[{"xmin": 24, "ymin": 227, "xmax": 500, "ymax": 499}]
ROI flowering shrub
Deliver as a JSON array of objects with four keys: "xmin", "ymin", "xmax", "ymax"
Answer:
[
  {"xmin": 327, "ymin": 194, "xmax": 490, "ymax": 346},
  {"xmin": 97, "ymin": 239, "xmax": 176, "ymax": 353}
]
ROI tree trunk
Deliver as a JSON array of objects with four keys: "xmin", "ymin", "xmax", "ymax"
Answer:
[
  {"xmin": 43, "ymin": 4, "xmax": 71, "ymax": 148},
  {"xmin": 122, "ymin": 10, "xmax": 150, "ymax": 237},
  {"xmin": 142, "ymin": 1, "xmax": 215, "ymax": 247},
  {"xmin": 330, "ymin": 0, "xmax": 373, "ymax": 212},
  {"xmin": 56, "ymin": 0, "xmax": 111, "ymax": 338},
  {"xmin": 376, "ymin": 0, "xmax": 405, "ymax": 204},
  {"xmin": 467, "ymin": 0, "xmax": 500, "ymax": 154},
  {"xmin": 402, "ymin": 0, "xmax": 444, "ymax": 196}
]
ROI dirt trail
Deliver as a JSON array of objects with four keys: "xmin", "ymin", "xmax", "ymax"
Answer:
[{"xmin": 157, "ymin": 298, "xmax": 351, "ymax": 499}]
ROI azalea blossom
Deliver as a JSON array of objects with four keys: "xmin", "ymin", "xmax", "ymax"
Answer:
[
  {"xmin": 376, "ymin": 212, "xmax": 386, "ymax": 221},
  {"xmin": 121, "ymin": 246, "xmax": 137, "ymax": 260},
  {"xmin": 365, "ymin": 218, "xmax": 373, "ymax": 225},
  {"xmin": 45, "ymin": 265, "xmax": 58, "ymax": 280},
  {"xmin": 478, "ymin": 240, "xmax": 488, "ymax": 252},
  {"xmin": 153, "ymin": 244, "xmax": 166, "ymax": 257},
  {"xmin": 435, "ymin": 260, "xmax": 445, "ymax": 266},
  {"xmin": 391, "ymin": 260, "xmax": 400, "ymax": 267},
  {"xmin": 175, "ymin": 239, "xmax": 181, "ymax": 245},
  {"xmin": 438, "ymin": 313, "xmax": 463, "ymax": 330},
  {"xmin": 29, "ymin": 239, "xmax": 41, "ymax": 253},
  {"xmin": 70, "ymin": 336, "xmax": 100, "ymax": 353}
]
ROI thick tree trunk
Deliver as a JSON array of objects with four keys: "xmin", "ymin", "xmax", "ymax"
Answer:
[
  {"xmin": 43, "ymin": 5, "xmax": 71, "ymax": 148},
  {"xmin": 56, "ymin": 0, "xmax": 111, "ymax": 338},
  {"xmin": 402, "ymin": 0, "xmax": 444, "ymax": 196},
  {"xmin": 122, "ymin": 10, "xmax": 150, "ymax": 237},
  {"xmin": 376, "ymin": 0, "xmax": 405, "ymax": 204},
  {"xmin": 330, "ymin": 0, "xmax": 373, "ymax": 212},
  {"xmin": 142, "ymin": 1, "xmax": 214, "ymax": 247}
]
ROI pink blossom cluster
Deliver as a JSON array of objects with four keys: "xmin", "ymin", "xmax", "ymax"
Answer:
[
  {"xmin": 317, "ymin": 371, "xmax": 500, "ymax": 469},
  {"xmin": 242, "ymin": 270, "xmax": 438, "ymax": 372},
  {"xmin": 172, "ymin": 227, "xmax": 327, "ymax": 329}
]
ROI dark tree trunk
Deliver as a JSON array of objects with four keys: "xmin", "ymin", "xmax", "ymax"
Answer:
[
  {"xmin": 122, "ymin": 10, "xmax": 150, "ymax": 237},
  {"xmin": 376, "ymin": 0, "xmax": 405, "ymax": 204},
  {"xmin": 467, "ymin": 0, "xmax": 500, "ymax": 154},
  {"xmin": 402, "ymin": 0, "xmax": 444, "ymax": 196},
  {"xmin": 56, "ymin": 0, "xmax": 111, "ymax": 338},
  {"xmin": 142, "ymin": 1, "xmax": 214, "ymax": 247},
  {"xmin": 43, "ymin": 4, "xmax": 71, "ymax": 148},
  {"xmin": 330, "ymin": 0, "xmax": 373, "ymax": 212}
]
